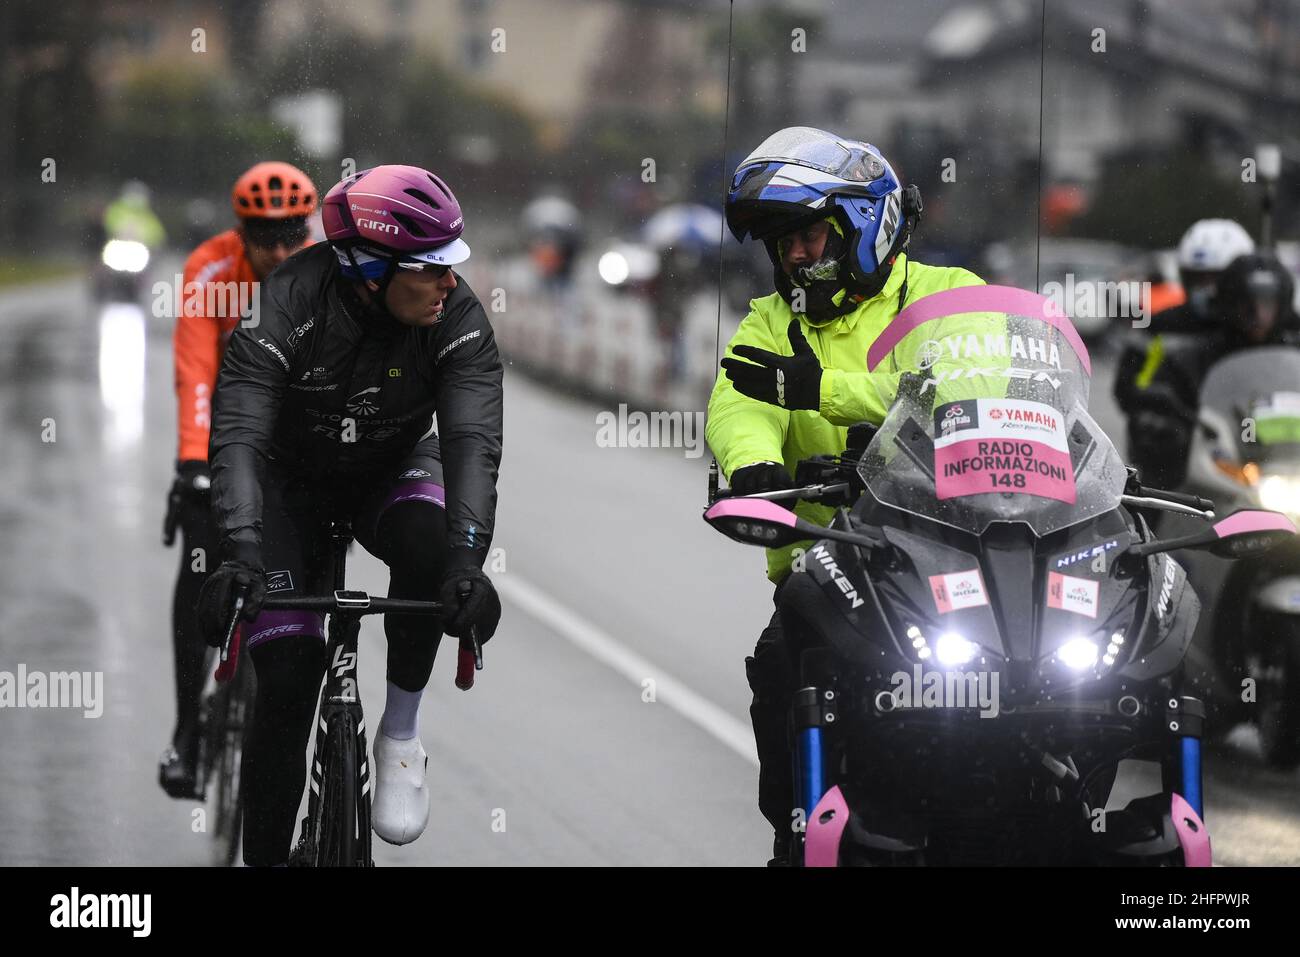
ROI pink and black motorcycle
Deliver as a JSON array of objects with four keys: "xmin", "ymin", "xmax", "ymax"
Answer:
[{"xmin": 706, "ymin": 287, "xmax": 1296, "ymax": 865}]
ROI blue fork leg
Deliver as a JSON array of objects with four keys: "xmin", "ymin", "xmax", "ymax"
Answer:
[
  {"xmin": 1181, "ymin": 737, "xmax": 1202, "ymax": 819},
  {"xmin": 799, "ymin": 727, "xmax": 825, "ymax": 821}
]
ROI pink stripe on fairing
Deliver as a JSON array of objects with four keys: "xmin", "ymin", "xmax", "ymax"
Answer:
[
  {"xmin": 805, "ymin": 785, "xmax": 849, "ymax": 867},
  {"xmin": 1213, "ymin": 509, "xmax": 1297, "ymax": 539},
  {"xmin": 244, "ymin": 610, "xmax": 326, "ymax": 649},
  {"xmin": 704, "ymin": 497, "xmax": 798, "ymax": 527},
  {"xmin": 380, "ymin": 481, "xmax": 446, "ymax": 513},
  {"xmin": 866, "ymin": 285, "xmax": 1091, "ymax": 375},
  {"xmin": 1171, "ymin": 793, "xmax": 1211, "ymax": 867}
]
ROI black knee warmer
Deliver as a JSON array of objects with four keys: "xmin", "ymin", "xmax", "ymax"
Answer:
[
  {"xmin": 374, "ymin": 501, "xmax": 449, "ymax": 692},
  {"xmin": 241, "ymin": 637, "xmax": 327, "ymax": 866}
]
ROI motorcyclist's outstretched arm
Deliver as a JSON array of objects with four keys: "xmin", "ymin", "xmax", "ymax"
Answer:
[
  {"xmin": 706, "ymin": 303, "xmax": 790, "ymax": 478},
  {"xmin": 821, "ymin": 269, "xmax": 986, "ymax": 426},
  {"xmin": 208, "ymin": 275, "xmax": 297, "ymax": 565},
  {"xmin": 433, "ymin": 295, "xmax": 504, "ymax": 569}
]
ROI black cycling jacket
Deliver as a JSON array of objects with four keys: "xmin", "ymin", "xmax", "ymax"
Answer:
[{"xmin": 209, "ymin": 243, "xmax": 503, "ymax": 569}]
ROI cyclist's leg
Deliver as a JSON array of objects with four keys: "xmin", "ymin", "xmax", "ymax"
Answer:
[
  {"xmin": 354, "ymin": 439, "xmax": 449, "ymax": 707},
  {"xmin": 160, "ymin": 495, "xmax": 218, "ymax": 794},
  {"xmin": 240, "ymin": 475, "xmax": 328, "ymax": 866},
  {"xmin": 171, "ymin": 497, "xmax": 216, "ymax": 739},
  {"xmin": 352, "ymin": 443, "xmax": 448, "ymax": 845}
]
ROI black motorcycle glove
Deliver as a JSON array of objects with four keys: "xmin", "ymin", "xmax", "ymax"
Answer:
[
  {"xmin": 729, "ymin": 462, "xmax": 794, "ymax": 496},
  {"xmin": 1132, "ymin": 384, "xmax": 1196, "ymax": 426},
  {"xmin": 720, "ymin": 319, "xmax": 823, "ymax": 411},
  {"xmin": 439, "ymin": 556, "xmax": 501, "ymax": 642},
  {"xmin": 196, "ymin": 560, "xmax": 267, "ymax": 648}
]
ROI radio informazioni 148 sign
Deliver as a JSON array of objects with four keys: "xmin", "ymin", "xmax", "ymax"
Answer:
[{"xmin": 933, "ymin": 398, "xmax": 1075, "ymax": 503}]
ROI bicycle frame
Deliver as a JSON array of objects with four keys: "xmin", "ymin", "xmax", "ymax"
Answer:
[
  {"xmin": 297, "ymin": 521, "xmax": 374, "ymax": 865},
  {"xmin": 241, "ymin": 518, "xmax": 483, "ymax": 866}
]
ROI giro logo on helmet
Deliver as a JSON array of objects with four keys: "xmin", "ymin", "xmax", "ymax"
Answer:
[{"xmin": 356, "ymin": 218, "xmax": 399, "ymax": 235}]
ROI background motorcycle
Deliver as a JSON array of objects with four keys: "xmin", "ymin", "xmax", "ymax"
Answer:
[{"xmin": 1177, "ymin": 345, "xmax": 1300, "ymax": 767}]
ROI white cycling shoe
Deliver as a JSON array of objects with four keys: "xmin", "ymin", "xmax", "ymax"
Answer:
[{"xmin": 371, "ymin": 732, "xmax": 430, "ymax": 846}]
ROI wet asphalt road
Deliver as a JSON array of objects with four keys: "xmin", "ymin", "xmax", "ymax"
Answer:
[{"xmin": 0, "ymin": 273, "xmax": 1295, "ymax": 866}]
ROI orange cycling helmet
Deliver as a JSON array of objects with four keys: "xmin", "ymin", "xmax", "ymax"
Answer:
[{"xmin": 232, "ymin": 162, "xmax": 317, "ymax": 219}]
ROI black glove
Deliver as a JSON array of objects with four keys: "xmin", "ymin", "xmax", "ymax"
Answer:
[
  {"xmin": 163, "ymin": 460, "xmax": 211, "ymax": 546},
  {"xmin": 720, "ymin": 319, "xmax": 823, "ymax": 411},
  {"xmin": 1132, "ymin": 384, "xmax": 1196, "ymax": 426},
  {"xmin": 439, "ymin": 563, "xmax": 501, "ymax": 642},
  {"xmin": 729, "ymin": 462, "xmax": 793, "ymax": 496},
  {"xmin": 196, "ymin": 560, "xmax": 266, "ymax": 648}
]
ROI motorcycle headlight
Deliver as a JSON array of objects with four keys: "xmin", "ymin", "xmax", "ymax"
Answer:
[
  {"xmin": 1258, "ymin": 474, "xmax": 1300, "ymax": 517},
  {"xmin": 597, "ymin": 250, "xmax": 629, "ymax": 285},
  {"xmin": 1058, "ymin": 636, "xmax": 1099, "ymax": 671},
  {"xmin": 102, "ymin": 239, "xmax": 150, "ymax": 273},
  {"xmin": 935, "ymin": 631, "xmax": 979, "ymax": 667},
  {"xmin": 905, "ymin": 624, "xmax": 932, "ymax": 661}
]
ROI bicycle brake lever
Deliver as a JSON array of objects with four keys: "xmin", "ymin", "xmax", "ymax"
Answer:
[
  {"xmin": 220, "ymin": 590, "xmax": 246, "ymax": 665},
  {"xmin": 470, "ymin": 625, "xmax": 483, "ymax": 671}
]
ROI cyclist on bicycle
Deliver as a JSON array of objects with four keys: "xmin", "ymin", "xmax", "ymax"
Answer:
[
  {"xmin": 196, "ymin": 164, "xmax": 504, "ymax": 865},
  {"xmin": 160, "ymin": 161, "xmax": 318, "ymax": 798}
]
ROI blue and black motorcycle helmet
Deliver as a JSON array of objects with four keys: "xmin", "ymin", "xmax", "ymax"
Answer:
[{"xmin": 725, "ymin": 127, "xmax": 922, "ymax": 322}]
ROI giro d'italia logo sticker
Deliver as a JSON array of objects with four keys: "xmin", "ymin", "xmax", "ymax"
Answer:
[
  {"xmin": 1047, "ymin": 571, "xmax": 1099, "ymax": 618},
  {"xmin": 929, "ymin": 568, "xmax": 989, "ymax": 614}
]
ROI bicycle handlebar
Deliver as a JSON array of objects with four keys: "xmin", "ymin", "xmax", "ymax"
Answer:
[
  {"xmin": 260, "ymin": 594, "xmax": 446, "ymax": 615},
  {"xmin": 230, "ymin": 590, "xmax": 483, "ymax": 690}
]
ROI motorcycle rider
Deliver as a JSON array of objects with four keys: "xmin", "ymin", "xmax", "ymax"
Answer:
[
  {"xmin": 102, "ymin": 180, "xmax": 167, "ymax": 250},
  {"xmin": 196, "ymin": 164, "xmax": 504, "ymax": 864},
  {"xmin": 522, "ymin": 195, "xmax": 583, "ymax": 291},
  {"xmin": 159, "ymin": 161, "xmax": 318, "ymax": 798},
  {"xmin": 1121, "ymin": 252, "xmax": 1299, "ymax": 490},
  {"xmin": 705, "ymin": 127, "xmax": 984, "ymax": 863},
  {"xmin": 1114, "ymin": 219, "xmax": 1255, "ymax": 436}
]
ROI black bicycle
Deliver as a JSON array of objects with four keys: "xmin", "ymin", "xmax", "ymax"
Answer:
[
  {"xmin": 195, "ymin": 645, "xmax": 255, "ymax": 866},
  {"xmin": 214, "ymin": 518, "xmax": 482, "ymax": 867},
  {"xmin": 167, "ymin": 485, "xmax": 256, "ymax": 866}
]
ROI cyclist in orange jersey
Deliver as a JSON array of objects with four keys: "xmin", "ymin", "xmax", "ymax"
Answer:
[{"xmin": 160, "ymin": 161, "xmax": 318, "ymax": 798}]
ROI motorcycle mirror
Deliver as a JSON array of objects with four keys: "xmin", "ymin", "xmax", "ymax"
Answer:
[
  {"xmin": 1206, "ymin": 508, "xmax": 1297, "ymax": 558},
  {"xmin": 703, "ymin": 497, "xmax": 812, "ymax": 548},
  {"xmin": 1129, "ymin": 508, "xmax": 1297, "ymax": 558}
]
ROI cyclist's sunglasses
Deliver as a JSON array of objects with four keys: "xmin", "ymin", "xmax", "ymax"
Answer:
[
  {"xmin": 394, "ymin": 259, "xmax": 452, "ymax": 277},
  {"xmin": 244, "ymin": 218, "xmax": 310, "ymax": 250}
]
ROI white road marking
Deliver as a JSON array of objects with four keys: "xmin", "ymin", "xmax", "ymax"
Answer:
[{"xmin": 495, "ymin": 574, "xmax": 759, "ymax": 767}]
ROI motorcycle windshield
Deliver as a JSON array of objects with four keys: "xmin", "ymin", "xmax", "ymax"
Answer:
[
  {"xmin": 857, "ymin": 285, "xmax": 1127, "ymax": 536},
  {"xmin": 1199, "ymin": 346, "xmax": 1300, "ymax": 464}
]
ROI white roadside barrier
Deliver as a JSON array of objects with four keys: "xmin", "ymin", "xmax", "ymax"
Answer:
[{"xmin": 463, "ymin": 255, "xmax": 742, "ymax": 413}]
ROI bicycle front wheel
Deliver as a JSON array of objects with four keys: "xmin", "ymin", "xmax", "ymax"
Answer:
[
  {"xmin": 212, "ymin": 663, "xmax": 255, "ymax": 867},
  {"xmin": 313, "ymin": 712, "xmax": 359, "ymax": 866}
]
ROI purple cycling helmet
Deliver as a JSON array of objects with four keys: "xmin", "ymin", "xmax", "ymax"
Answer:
[{"xmin": 322, "ymin": 165, "xmax": 470, "ymax": 277}]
